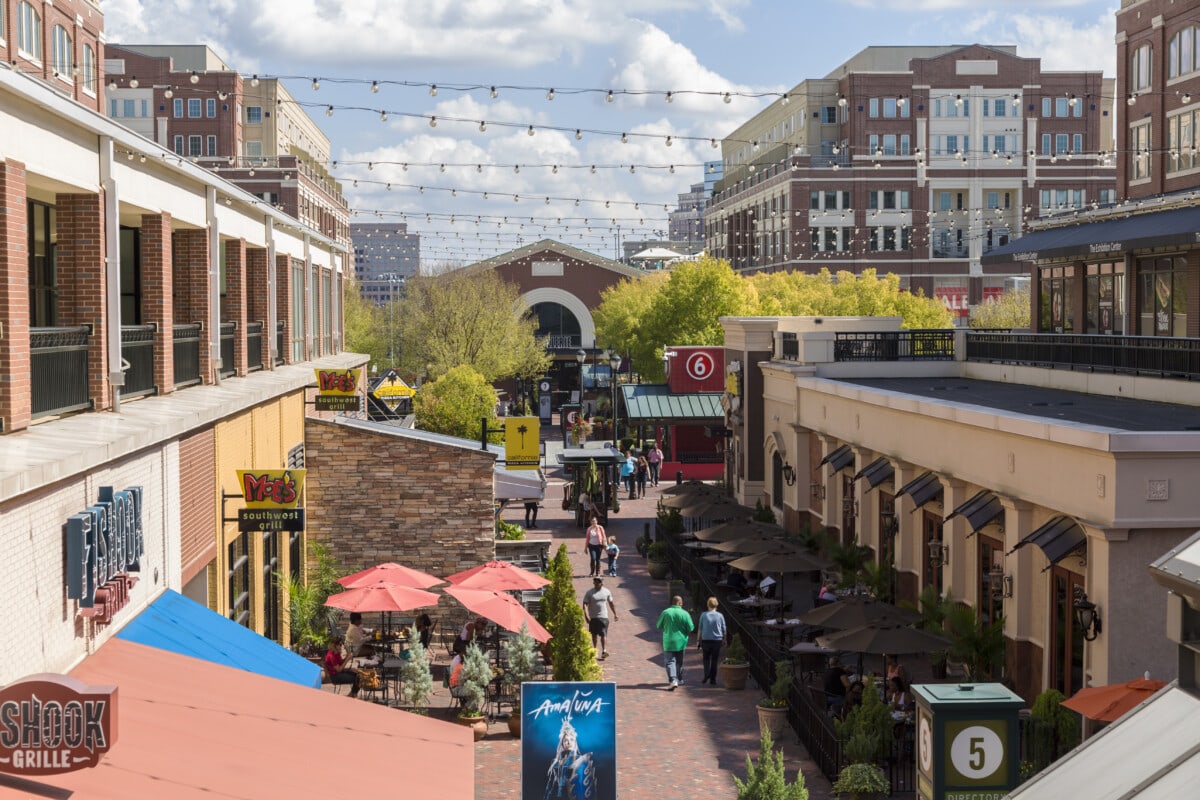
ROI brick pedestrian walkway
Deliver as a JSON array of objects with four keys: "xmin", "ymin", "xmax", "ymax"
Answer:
[{"xmin": 468, "ymin": 467, "xmax": 834, "ymax": 799}]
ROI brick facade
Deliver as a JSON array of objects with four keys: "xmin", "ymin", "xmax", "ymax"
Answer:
[
  {"xmin": 0, "ymin": 0, "xmax": 105, "ymax": 114},
  {"xmin": 304, "ymin": 419, "xmax": 497, "ymax": 582},
  {"xmin": 56, "ymin": 192, "xmax": 110, "ymax": 410},
  {"xmin": 0, "ymin": 160, "xmax": 30, "ymax": 432},
  {"xmin": 223, "ymin": 238, "xmax": 248, "ymax": 375},
  {"xmin": 246, "ymin": 248, "xmax": 270, "ymax": 367},
  {"xmin": 173, "ymin": 229, "xmax": 212, "ymax": 383},
  {"xmin": 141, "ymin": 212, "xmax": 175, "ymax": 393}
]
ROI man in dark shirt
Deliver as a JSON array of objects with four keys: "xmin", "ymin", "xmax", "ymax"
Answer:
[{"xmin": 823, "ymin": 656, "xmax": 850, "ymax": 711}]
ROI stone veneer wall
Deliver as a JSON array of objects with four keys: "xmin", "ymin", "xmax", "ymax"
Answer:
[{"xmin": 304, "ymin": 418, "xmax": 497, "ymax": 581}]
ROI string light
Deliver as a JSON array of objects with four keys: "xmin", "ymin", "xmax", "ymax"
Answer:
[
  {"xmin": 370, "ymin": 80, "xmax": 378, "ymax": 93},
  {"xmin": 311, "ymin": 77, "xmax": 320, "ymax": 90}
]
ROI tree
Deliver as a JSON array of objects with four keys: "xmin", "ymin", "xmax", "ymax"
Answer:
[
  {"xmin": 749, "ymin": 268, "xmax": 952, "ymax": 328},
  {"xmin": 593, "ymin": 270, "xmax": 670, "ymax": 371},
  {"xmin": 536, "ymin": 544, "xmax": 602, "ymax": 681},
  {"xmin": 970, "ymin": 286, "xmax": 1031, "ymax": 329},
  {"xmin": 734, "ymin": 728, "xmax": 809, "ymax": 800},
  {"xmin": 394, "ymin": 269, "xmax": 550, "ymax": 382},
  {"xmin": 537, "ymin": 545, "xmax": 574, "ymax": 641},
  {"xmin": 412, "ymin": 364, "xmax": 500, "ymax": 441},
  {"xmin": 341, "ymin": 280, "xmax": 390, "ymax": 369},
  {"xmin": 399, "ymin": 624, "xmax": 434, "ymax": 709}
]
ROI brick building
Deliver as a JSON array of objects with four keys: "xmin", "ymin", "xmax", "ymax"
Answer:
[
  {"xmin": 706, "ymin": 44, "xmax": 1116, "ymax": 323},
  {"xmin": 0, "ymin": 0, "xmax": 105, "ymax": 112}
]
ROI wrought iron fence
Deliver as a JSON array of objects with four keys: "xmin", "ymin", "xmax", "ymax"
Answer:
[
  {"xmin": 967, "ymin": 332, "xmax": 1200, "ymax": 380},
  {"xmin": 780, "ymin": 331, "xmax": 799, "ymax": 360},
  {"xmin": 173, "ymin": 324, "xmax": 202, "ymax": 388},
  {"xmin": 274, "ymin": 321, "xmax": 285, "ymax": 366},
  {"xmin": 119, "ymin": 324, "xmax": 157, "ymax": 398},
  {"xmin": 545, "ymin": 334, "xmax": 581, "ymax": 350},
  {"xmin": 246, "ymin": 321, "xmax": 264, "ymax": 371},
  {"xmin": 834, "ymin": 330, "xmax": 956, "ymax": 362},
  {"xmin": 31, "ymin": 326, "xmax": 92, "ymax": 418},
  {"xmin": 219, "ymin": 322, "xmax": 236, "ymax": 378}
]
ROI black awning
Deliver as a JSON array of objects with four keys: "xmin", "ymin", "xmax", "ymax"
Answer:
[
  {"xmin": 819, "ymin": 444, "xmax": 855, "ymax": 473},
  {"xmin": 981, "ymin": 205, "xmax": 1200, "ymax": 265},
  {"xmin": 946, "ymin": 490, "xmax": 1004, "ymax": 535},
  {"xmin": 854, "ymin": 457, "xmax": 894, "ymax": 491},
  {"xmin": 1010, "ymin": 515, "xmax": 1086, "ymax": 569},
  {"xmin": 897, "ymin": 471, "xmax": 943, "ymax": 510}
]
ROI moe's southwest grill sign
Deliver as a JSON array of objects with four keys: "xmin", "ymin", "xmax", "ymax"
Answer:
[
  {"xmin": 235, "ymin": 469, "xmax": 306, "ymax": 532},
  {"xmin": 65, "ymin": 486, "xmax": 144, "ymax": 623},
  {"xmin": 0, "ymin": 674, "xmax": 117, "ymax": 776},
  {"xmin": 313, "ymin": 368, "xmax": 363, "ymax": 412}
]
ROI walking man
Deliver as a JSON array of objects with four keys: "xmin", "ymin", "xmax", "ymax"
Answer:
[
  {"xmin": 698, "ymin": 597, "xmax": 727, "ymax": 685},
  {"xmin": 647, "ymin": 442, "xmax": 663, "ymax": 486},
  {"xmin": 656, "ymin": 595, "xmax": 694, "ymax": 690},
  {"xmin": 524, "ymin": 500, "xmax": 539, "ymax": 528},
  {"xmin": 582, "ymin": 577, "xmax": 617, "ymax": 659}
]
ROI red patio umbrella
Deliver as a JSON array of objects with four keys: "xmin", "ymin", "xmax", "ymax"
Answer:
[
  {"xmin": 444, "ymin": 586, "xmax": 551, "ymax": 643},
  {"xmin": 337, "ymin": 562, "xmax": 444, "ymax": 590},
  {"xmin": 1061, "ymin": 674, "xmax": 1168, "ymax": 722},
  {"xmin": 444, "ymin": 560, "xmax": 550, "ymax": 591},
  {"xmin": 324, "ymin": 581, "xmax": 441, "ymax": 613}
]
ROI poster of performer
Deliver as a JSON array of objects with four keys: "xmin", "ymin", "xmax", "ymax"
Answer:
[{"xmin": 521, "ymin": 681, "xmax": 616, "ymax": 800}]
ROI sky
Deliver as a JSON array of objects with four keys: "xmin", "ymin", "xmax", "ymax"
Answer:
[{"xmin": 102, "ymin": 0, "xmax": 1121, "ymax": 268}]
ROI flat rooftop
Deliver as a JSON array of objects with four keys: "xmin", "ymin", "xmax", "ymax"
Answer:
[{"xmin": 840, "ymin": 377, "xmax": 1200, "ymax": 433}]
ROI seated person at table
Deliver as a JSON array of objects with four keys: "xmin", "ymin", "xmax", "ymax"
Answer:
[
  {"xmin": 345, "ymin": 612, "xmax": 369, "ymax": 656},
  {"xmin": 758, "ymin": 575, "xmax": 777, "ymax": 599},
  {"xmin": 415, "ymin": 613, "xmax": 434, "ymax": 650},
  {"xmin": 823, "ymin": 656, "xmax": 851, "ymax": 710},
  {"xmin": 448, "ymin": 653, "xmax": 464, "ymax": 688},
  {"xmin": 837, "ymin": 680, "xmax": 865, "ymax": 721},
  {"xmin": 818, "ymin": 583, "xmax": 838, "ymax": 603},
  {"xmin": 454, "ymin": 617, "xmax": 488, "ymax": 655},
  {"xmin": 887, "ymin": 675, "xmax": 911, "ymax": 713},
  {"xmin": 885, "ymin": 654, "xmax": 910, "ymax": 687},
  {"xmin": 725, "ymin": 570, "xmax": 748, "ymax": 593},
  {"xmin": 323, "ymin": 637, "xmax": 360, "ymax": 697}
]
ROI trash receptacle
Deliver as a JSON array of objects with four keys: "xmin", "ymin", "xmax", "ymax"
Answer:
[{"xmin": 676, "ymin": 470, "xmax": 683, "ymax": 485}]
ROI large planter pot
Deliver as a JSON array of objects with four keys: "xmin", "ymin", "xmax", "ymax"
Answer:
[
  {"xmin": 647, "ymin": 559, "xmax": 670, "ymax": 580},
  {"xmin": 458, "ymin": 713, "xmax": 488, "ymax": 741},
  {"xmin": 757, "ymin": 704, "xmax": 789, "ymax": 741},
  {"xmin": 719, "ymin": 662, "xmax": 750, "ymax": 690},
  {"xmin": 507, "ymin": 711, "xmax": 522, "ymax": 738}
]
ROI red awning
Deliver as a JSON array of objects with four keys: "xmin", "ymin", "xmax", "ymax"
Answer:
[{"xmin": 0, "ymin": 639, "xmax": 472, "ymax": 798}]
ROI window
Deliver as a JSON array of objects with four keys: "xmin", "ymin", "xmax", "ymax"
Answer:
[
  {"xmin": 122, "ymin": 99, "xmax": 135, "ymax": 118},
  {"xmin": 993, "ymin": 98, "xmax": 1006, "ymax": 117},
  {"xmin": 1039, "ymin": 265, "xmax": 1076, "ymax": 332},
  {"xmin": 1042, "ymin": 98, "xmax": 1052, "ymax": 117},
  {"xmin": 141, "ymin": 99, "xmax": 149, "ymax": 117},
  {"xmin": 173, "ymin": 135, "xmax": 184, "ymax": 155},
  {"xmin": 1073, "ymin": 133, "xmax": 1083, "ymax": 153},
  {"xmin": 1056, "ymin": 134, "xmax": 1069, "ymax": 154},
  {"xmin": 1099, "ymin": 189, "xmax": 1116, "ymax": 204},
  {"xmin": 206, "ymin": 98, "xmax": 217, "ymax": 117},
  {"xmin": 1131, "ymin": 121, "xmax": 1152, "ymax": 180},
  {"xmin": 1084, "ymin": 261, "xmax": 1125, "ymax": 335},
  {"xmin": 245, "ymin": 140, "xmax": 263, "ymax": 158},
  {"xmin": 246, "ymin": 105, "xmax": 262, "ymax": 124},
  {"xmin": 1138, "ymin": 256, "xmax": 1188, "ymax": 336},
  {"xmin": 1056, "ymin": 97, "xmax": 1069, "ymax": 117},
  {"xmin": 810, "ymin": 191, "xmax": 820, "ymax": 210},
  {"xmin": 1041, "ymin": 133, "xmax": 1051, "ymax": 155},
  {"xmin": 1073, "ymin": 100, "xmax": 1082, "ymax": 118},
  {"xmin": 51, "ymin": 25, "xmax": 71, "ymax": 78},
  {"xmin": 987, "ymin": 191, "xmax": 1000, "ymax": 209},
  {"xmin": 207, "ymin": 135, "xmax": 217, "ymax": 156},
  {"xmin": 27, "ymin": 201, "xmax": 57, "ymax": 327},
  {"xmin": 1169, "ymin": 109, "xmax": 1199, "ymax": 172},
  {"xmin": 119, "ymin": 227, "xmax": 142, "ymax": 325},
  {"xmin": 1169, "ymin": 27, "xmax": 1198, "ymax": 79},
  {"xmin": 883, "ymin": 134, "xmax": 897, "ymax": 156},
  {"xmin": 82, "ymin": 45, "xmax": 96, "ymax": 95},
  {"xmin": 869, "ymin": 134, "xmax": 879, "ymax": 155},
  {"xmin": 188, "ymin": 98, "xmax": 201, "ymax": 118},
  {"xmin": 188, "ymin": 135, "xmax": 202, "ymax": 157},
  {"xmin": 17, "ymin": 2, "xmax": 41, "ymax": 59},
  {"xmin": 173, "ymin": 98, "xmax": 183, "ymax": 118},
  {"xmin": 869, "ymin": 98, "xmax": 879, "ymax": 118},
  {"xmin": 1131, "ymin": 44, "xmax": 1152, "ymax": 92},
  {"xmin": 821, "ymin": 106, "xmax": 837, "ymax": 124},
  {"xmin": 899, "ymin": 134, "xmax": 910, "ymax": 155},
  {"xmin": 109, "ymin": 99, "xmax": 117, "ymax": 117}
]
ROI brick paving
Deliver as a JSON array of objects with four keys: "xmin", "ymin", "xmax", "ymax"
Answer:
[{"xmin": 462, "ymin": 464, "xmax": 835, "ymax": 799}]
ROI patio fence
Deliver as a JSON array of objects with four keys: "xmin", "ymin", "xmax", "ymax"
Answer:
[
  {"xmin": 120, "ymin": 324, "xmax": 157, "ymax": 398},
  {"xmin": 30, "ymin": 325, "xmax": 92, "ymax": 418}
]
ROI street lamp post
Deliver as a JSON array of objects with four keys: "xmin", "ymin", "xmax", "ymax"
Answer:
[
  {"xmin": 607, "ymin": 349, "xmax": 621, "ymax": 442},
  {"xmin": 575, "ymin": 349, "xmax": 586, "ymax": 408}
]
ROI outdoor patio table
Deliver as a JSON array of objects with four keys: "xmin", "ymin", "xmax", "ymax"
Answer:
[{"xmin": 789, "ymin": 641, "xmax": 835, "ymax": 682}]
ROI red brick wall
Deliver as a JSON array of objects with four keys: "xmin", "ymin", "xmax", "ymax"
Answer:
[
  {"xmin": 0, "ymin": 160, "xmax": 31, "ymax": 432},
  {"xmin": 276, "ymin": 254, "xmax": 293, "ymax": 364},
  {"xmin": 173, "ymin": 229, "xmax": 212, "ymax": 383},
  {"xmin": 223, "ymin": 238, "xmax": 248, "ymax": 375},
  {"xmin": 56, "ymin": 193, "xmax": 110, "ymax": 411},
  {"xmin": 141, "ymin": 212, "xmax": 175, "ymax": 393},
  {"xmin": 246, "ymin": 248, "xmax": 270, "ymax": 366},
  {"xmin": 7, "ymin": 1, "xmax": 104, "ymax": 113},
  {"xmin": 179, "ymin": 426, "xmax": 217, "ymax": 583},
  {"xmin": 489, "ymin": 249, "xmax": 631, "ymax": 310}
]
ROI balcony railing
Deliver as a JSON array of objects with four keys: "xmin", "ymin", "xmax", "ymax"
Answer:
[
  {"xmin": 247, "ymin": 321, "xmax": 264, "ymax": 371},
  {"xmin": 218, "ymin": 322, "xmax": 236, "ymax": 378},
  {"xmin": 780, "ymin": 332, "xmax": 799, "ymax": 360},
  {"xmin": 835, "ymin": 331, "xmax": 956, "ymax": 362},
  {"xmin": 543, "ymin": 334, "xmax": 581, "ymax": 350},
  {"xmin": 967, "ymin": 332, "xmax": 1200, "ymax": 380},
  {"xmin": 274, "ymin": 321, "xmax": 285, "ymax": 366},
  {"xmin": 31, "ymin": 326, "xmax": 92, "ymax": 419},
  {"xmin": 173, "ymin": 324, "xmax": 202, "ymax": 388},
  {"xmin": 120, "ymin": 324, "xmax": 157, "ymax": 399}
]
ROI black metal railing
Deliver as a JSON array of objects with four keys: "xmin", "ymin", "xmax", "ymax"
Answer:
[
  {"xmin": 835, "ymin": 330, "xmax": 956, "ymax": 362},
  {"xmin": 780, "ymin": 331, "xmax": 799, "ymax": 360},
  {"xmin": 544, "ymin": 334, "xmax": 581, "ymax": 350},
  {"xmin": 119, "ymin": 324, "xmax": 157, "ymax": 399},
  {"xmin": 173, "ymin": 324, "xmax": 202, "ymax": 388},
  {"xmin": 247, "ymin": 321, "xmax": 264, "ymax": 371},
  {"xmin": 218, "ymin": 322, "xmax": 236, "ymax": 377},
  {"xmin": 31, "ymin": 326, "xmax": 92, "ymax": 418},
  {"xmin": 274, "ymin": 321, "xmax": 285, "ymax": 366},
  {"xmin": 967, "ymin": 332, "xmax": 1200, "ymax": 380}
]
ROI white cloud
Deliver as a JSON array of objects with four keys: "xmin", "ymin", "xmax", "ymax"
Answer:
[
  {"xmin": 844, "ymin": 0, "xmax": 1092, "ymax": 8},
  {"xmin": 961, "ymin": 7, "xmax": 1117, "ymax": 75}
]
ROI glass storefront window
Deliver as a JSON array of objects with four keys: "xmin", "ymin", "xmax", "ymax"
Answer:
[
  {"xmin": 1084, "ymin": 262, "xmax": 1125, "ymax": 335},
  {"xmin": 1039, "ymin": 266, "xmax": 1076, "ymax": 333},
  {"xmin": 1137, "ymin": 256, "xmax": 1188, "ymax": 337}
]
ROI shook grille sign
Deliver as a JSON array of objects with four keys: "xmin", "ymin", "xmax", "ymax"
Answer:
[{"xmin": 0, "ymin": 674, "xmax": 117, "ymax": 776}]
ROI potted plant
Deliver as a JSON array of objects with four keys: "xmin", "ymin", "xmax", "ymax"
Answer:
[
  {"xmin": 647, "ymin": 540, "xmax": 671, "ymax": 579},
  {"xmin": 656, "ymin": 506, "xmax": 684, "ymax": 536},
  {"xmin": 719, "ymin": 632, "xmax": 750, "ymax": 690},
  {"xmin": 1026, "ymin": 689, "xmax": 1080, "ymax": 773},
  {"xmin": 831, "ymin": 763, "xmax": 889, "ymax": 800},
  {"xmin": 756, "ymin": 660, "xmax": 792, "ymax": 740},
  {"xmin": 456, "ymin": 643, "xmax": 493, "ymax": 741},
  {"xmin": 734, "ymin": 728, "xmax": 810, "ymax": 800},
  {"xmin": 399, "ymin": 623, "xmax": 433, "ymax": 712},
  {"xmin": 501, "ymin": 623, "xmax": 539, "ymax": 737},
  {"xmin": 752, "ymin": 499, "xmax": 777, "ymax": 524},
  {"xmin": 279, "ymin": 541, "xmax": 342, "ymax": 658}
]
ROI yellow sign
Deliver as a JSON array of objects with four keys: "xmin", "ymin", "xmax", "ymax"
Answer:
[
  {"xmin": 313, "ymin": 368, "xmax": 360, "ymax": 396},
  {"xmin": 237, "ymin": 469, "xmax": 306, "ymax": 508},
  {"xmin": 373, "ymin": 382, "xmax": 415, "ymax": 399},
  {"xmin": 504, "ymin": 417, "xmax": 540, "ymax": 470},
  {"xmin": 725, "ymin": 372, "xmax": 739, "ymax": 396}
]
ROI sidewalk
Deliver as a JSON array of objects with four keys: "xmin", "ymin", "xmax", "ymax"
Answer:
[{"xmin": 469, "ymin": 469, "xmax": 835, "ymax": 798}]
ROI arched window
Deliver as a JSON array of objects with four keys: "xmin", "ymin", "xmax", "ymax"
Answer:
[
  {"xmin": 1131, "ymin": 44, "xmax": 1152, "ymax": 92},
  {"xmin": 82, "ymin": 44, "xmax": 96, "ymax": 95},
  {"xmin": 17, "ymin": 2, "xmax": 41, "ymax": 60},
  {"xmin": 530, "ymin": 302, "xmax": 581, "ymax": 348},
  {"xmin": 1169, "ymin": 27, "xmax": 1199, "ymax": 79},
  {"xmin": 51, "ymin": 25, "xmax": 71, "ymax": 78}
]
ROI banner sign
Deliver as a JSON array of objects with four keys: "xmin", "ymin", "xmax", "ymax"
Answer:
[
  {"xmin": 0, "ymin": 674, "xmax": 117, "ymax": 776},
  {"xmin": 65, "ymin": 486, "xmax": 144, "ymax": 618},
  {"xmin": 505, "ymin": 417, "xmax": 541, "ymax": 470},
  {"xmin": 521, "ymin": 681, "xmax": 616, "ymax": 800},
  {"xmin": 314, "ymin": 368, "xmax": 363, "ymax": 412},
  {"xmin": 236, "ymin": 469, "xmax": 306, "ymax": 532}
]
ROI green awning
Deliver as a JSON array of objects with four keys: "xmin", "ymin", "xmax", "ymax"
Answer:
[{"xmin": 620, "ymin": 384, "xmax": 724, "ymax": 422}]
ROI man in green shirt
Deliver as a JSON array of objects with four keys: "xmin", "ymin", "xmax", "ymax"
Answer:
[{"xmin": 655, "ymin": 595, "xmax": 695, "ymax": 690}]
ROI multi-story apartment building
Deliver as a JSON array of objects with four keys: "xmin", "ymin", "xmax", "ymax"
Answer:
[
  {"xmin": 104, "ymin": 44, "xmax": 350, "ymax": 248},
  {"xmin": 0, "ymin": 0, "xmax": 105, "ymax": 112},
  {"xmin": 706, "ymin": 45, "xmax": 1116, "ymax": 322},
  {"xmin": 668, "ymin": 180, "xmax": 708, "ymax": 245},
  {"xmin": 984, "ymin": 1, "xmax": 1200, "ymax": 339},
  {"xmin": 351, "ymin": 221, "xmax": 421, "ymax": 305}
]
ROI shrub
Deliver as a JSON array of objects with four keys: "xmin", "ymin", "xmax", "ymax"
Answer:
[
  {"xmin": 1027, "ymin": 689, "xmax": 1080, "ymax": 773},
  {"xmin": 550, "ymin": 597, "xmax": 602, "ymax": 682},
  {"xmin": 647, "ymin": 541, "xmax": 669, "ymax": 561},
  {"xmin": 399, "ymin": 624, "xmax": 433, "ymax": 708},
  {"xmin": 496, "ymin": 519, "xmax": 526, "ymax": 540},
  {"xmin": 752, "ymin": 499, "xmax": 777, "ymax": 524},
  {"xmin": 831, "ymin": 763, "xmax": 888, "ymax": 797},
  {"xmin": 458, "ymin": 643, "xmax": 493, "ymax": 716},
  {"xmin": 657, "ymin": 506, "xmax": 684, "ymax": 534},
  {"xmin": 501, "ymin": 623, "xmax": 539, "ymax": 710},
  {"xmin": 759, "ymin": 660, "xmax": 792, "ymax": 709},
  {"xmin": 835, "ymin": 674, "xmax": 893, "ymax": 764},
  {"xmin": 734, "ymin": 728, "xmax": 809, "ymax": 800},
  {"xmin": 723, "ymin": 633, "xmax": 748, "ymax": 664},
  {"xmin": 537, "ymin": 544, "xmax": 574, "ymax": 641}
]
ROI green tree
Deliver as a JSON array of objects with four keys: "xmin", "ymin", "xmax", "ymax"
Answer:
[
  {"xmin": 734, "ymin": 728, "xmax": 809, "ymax": 800},
  {"xmin": 749, "ymin": 268, "xmax": 952, "ymax": 328},
  {"xmin": 399, "ymin": 624, "xmax": 434, "ymax": 709},
  {"xmin": 970, "ymin": 286, "xmax": 1031, "ymax": 329},
  {"xmin": 593, "ymin": 270, "xmax": 670, "ymax": 370},
  {"xmin": 412, "ymin": 364, "xmax": 499, "ymax": 441},
  {"xmin": 394, "ymin": 269, "xmax": 550, "ymax": 382},
  {"xmin": 537, "ymin": 545, "xmax": 602, "ymax": 681},
  {"xmin": 341, "ymin": 280, "xmax": 390, "ymax": 369}
]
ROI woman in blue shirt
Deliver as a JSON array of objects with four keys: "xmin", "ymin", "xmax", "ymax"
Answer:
[{"xmin": 698, "ymin": 597, "xmax": 728, "ymax": 685}]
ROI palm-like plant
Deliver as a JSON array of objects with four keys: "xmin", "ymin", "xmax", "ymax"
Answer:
[{"xmin": 946, "ymin": 603, "xmax": 1006, "ymax": 681}]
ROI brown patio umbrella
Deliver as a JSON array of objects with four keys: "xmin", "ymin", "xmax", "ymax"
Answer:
[
  {"xmin": 709, "ymin": 536, "xmax": 802, "ymax": 554},
  {"xmin": 660, "ymin": 487, "xmax": 726, "ymax": 507},
  {"xmin": 324, "ymin": 581, "xmax": 441, "ymax": 613},
  {"xmin": 443, "ymin": 586, "xmax": 552, "ymax": 643},
  {"xmin": 444, "ymin": 560, "xmax": 550, "ymax": 591},
  {"xmin": 727, "ymin": 549, "xmax": 830, "ymax": 574},
  {"xmin": 692, "ymin": 520, "xmax": 785, "ymax": 542},
  {"xmin": 660, "ymin": 480, "xmax": 718, "ymax": 496},
  {"xmin": 337, "ymin": 562, "xmax": 445, "ymax": 590},
  {"xmin": 675, "ymin": 496, "xmax": 749, "ymax": 519},
  {"xmin": 1061, "ymin": 674, "xmax": 1168, "ymax": 722},
  {"xmin": 800, "ymin": 595, "xmax": 921, "ymax": 630},
  {"xmin": 815, "ymin": 623, "xmax": 952, "ymax": 655}
]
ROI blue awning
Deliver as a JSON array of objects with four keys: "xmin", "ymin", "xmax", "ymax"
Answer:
[
  {"xmin": 117, "ymin": 589, "xmax": 322, "ymax": 688},
  {"xmin": 981, "ymin": 205, "xmax": 1200, "ymax": 265}
]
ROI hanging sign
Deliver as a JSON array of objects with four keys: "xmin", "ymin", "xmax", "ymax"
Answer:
[
  {"xmin": 314, "ymin": 368, "xmax": 363, "ymax": 411},
  {"xmin": 236, "ymin": 469, "xmax": 306, "ymax": 531},
  {"xmin": 505, "ymin": 417, "xmax": 541, "ymax": 470},
  {"xmin": 0, "ymin": 674, "xmax": 117, "ymax": 776},
  {"xmin": 371, "ymin": 368, "xmax": 416, "ymax": 412}
]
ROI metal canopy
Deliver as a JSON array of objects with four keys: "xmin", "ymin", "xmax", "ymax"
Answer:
[
  {"xmin": 897, "ymin": 471, "xmax": 943, "ymax": 510},
  {"xmin": 820, "ymin": 444, "xmax": 855, "ymax": 473},
  {"xmin": 946, "ymin": 489, "xmax": 1004, "ymax": 535},
  {"xmin": 1010, "ymin": 515, "xmax": 1086, "ymax": 569},
  {"xmin": 854, "ymin": 457, "xmax": 894, "ymax": 491},
  {"xmin": 620, "ymin": 384, "xmax": 724, "ymax": 422}
]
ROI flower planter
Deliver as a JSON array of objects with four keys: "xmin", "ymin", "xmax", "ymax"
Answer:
[
  {"xmin": 457, "ymin": 713, "xmax": 488, "ymax": 741},
  {"xmin": 646, "ymin": 559, "xmax": 670, "ymax": 580},
  {"xmin": 506, "ymin": 711, "xmax": 522, "ymax": 738},
  {"xmin": 719, "ymin": 661, "xmax": 749, "ymax": 690},
  {"xmin": 756, "ymin": 704, "xmax": 789, "ymax": 741}
]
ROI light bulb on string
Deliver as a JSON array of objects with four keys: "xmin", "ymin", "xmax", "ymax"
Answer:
[
  {"xmin": 620, "ymin": 132, "xmax": 628, "ymax": 143},
  {"xmin": 490, "ymin": 86, "xmax": 498, "ymax": 98},
  {"xmin": 547, "ymin": 88, "xmax": 555, "ymax": 101},
  {"xmin": 370, "ymin": 80, "xmax": 378, "ymax": 93},
  {"xmin": 429, "ymin": 84, "xmax": 437, "ymax": 96},
  {"xmin": 527, "ymin": 125, "xmax": 535, "ymax": 136},
  {"xmin": 190, "ymin": 71, "xmax": 200, "ymax": 84},
  {"xmin": 723, "ymin": 92, "xmax": 732, "ymax": 104},
  {"xmin": 164, "ymin": 87, "xmax": 174, "ymax": 98},
  {"xmin": 311, "ymin": 77, "xmax": 320, "ymax": 90},
  {"xmin": 325, "ymin": 106, "xmax": 333, "ymax": 116},
  {"xmin": 665, "ymin": 136, "xmax": 673, "ymax": 147},
  {"xmin": 575, "ymin": 129, "xmax": 582, "ymax": 141},
  {"xmin": 430, "ymin": 116, "xmax": 437, "ymax": 127},
  {"xmin": 479, "ymin": 120, "xmax": 487, "ymax": 132},
  {"xmin": 665, "ymin": 91, "xmax": 673, "ymax": 103},
  {"xmin": 606, "ymin": 90, "xmax": 614, "ymax": 103},
  {"xmin": 380, "ymin": 110, "xmax": 388, "ymax": 122}
]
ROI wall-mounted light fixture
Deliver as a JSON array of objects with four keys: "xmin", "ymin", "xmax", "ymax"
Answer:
[
  {"xmin": 781, "ymin": 463, "xmax": 796, "ymax": 486},
  {"xmin": 928, "ymin": 538, "xmax": 949, "ymax": 567},
  {"xmin": 1074, "ymin": 588, "xmax": 1101, "ymax": 641},
  {"xmin": 843, "ymin": 497, "xmax": 859, "ymax": 518},
  {"xmin": 1002, "ymin": 574, "xmax": 1014, "ymax": 599},
  {"xmin": 879, "ymin": 508, "xmax": 898, "ymax": 538},
  {"xmin": 810, "ymin": 481, "xmax": 826, "ymax": 500}
]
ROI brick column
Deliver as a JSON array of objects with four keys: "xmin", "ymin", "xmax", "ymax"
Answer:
[
  {"xmin": 141, "ymin": 212, "xmax": 174, "ymax": 394},
  {"xmin": 276, "ymin": 254, "xmax": 293, "ymax": 365},
  {"xmin": 246, "ymin": 248, "xmax": 269, "ymax": 368},
  {"xmin": 56, "ymin": 193, "xmax": 110, "ymax": 411},
  {"xmin": 0, "ymin": 160, "xmax": 31, "ymax": 432},
  {"xmin": 174, "ymin": 229, "xmax": 212, "ymax": 383},
  {"xmin": 224, "ymin": 238, "xmax": 248, "ymax": 375}
]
